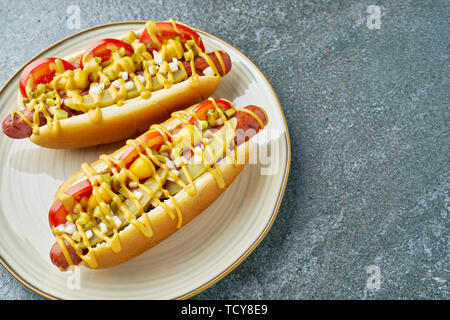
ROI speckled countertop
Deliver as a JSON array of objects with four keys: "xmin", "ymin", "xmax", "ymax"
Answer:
[{"xmin": 0, "ymin": 0, "xmax": 448, "ymax": 300}]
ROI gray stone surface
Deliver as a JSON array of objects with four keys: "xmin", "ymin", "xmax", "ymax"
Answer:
[{"xmin": 0, "ymin": 0, "xmax": 448, "ymax": 300}]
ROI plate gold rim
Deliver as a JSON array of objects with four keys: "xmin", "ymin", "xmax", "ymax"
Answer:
[{"xmin": 0, "ymin": 20, "xmax": 291, "ymax": 300}]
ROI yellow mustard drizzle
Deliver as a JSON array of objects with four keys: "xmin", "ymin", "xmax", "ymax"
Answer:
[
  {"xmin": 150, "ymin": 123, "xmax": 173, "ymax": 141},
  {"xmin": 169, "ymin": 18, "xmax": 181, "ymax": 33},
  {"xmin": 145, "ymin": 21, "xmax": 162, "ymax": 48},
  {"xmin": 88, "ymin": 107, "xmax": 102, "ymax": 123},
  {"xmin": 55, "ymin": 236, "xmax": 74, "ymax": 270},
  {"xmin": 13, "ymin": 20, "xmax": 222, "ymax": 136},
  {"xmin": 9, "ymin": 110, "xmax": 33, "ymax": 128}
]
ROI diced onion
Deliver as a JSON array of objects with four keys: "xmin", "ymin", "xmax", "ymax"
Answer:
[
  {"xmin": 133, "ymin": 189, "xmax": 143, "ymax": 200},
  {"xmin": 153, "ymin": 50, "xmax": 163, "ymax": 65},
  {"xmin": 148, "ymin": 66, "xmax": 155, "ymax": 76},
  {"xmin": 165, "ymin": 158, "xmax": 175, "ymax": 169},
  {"xmin": 89, "ymin": 85, "xmax": 101, "ymax": 95},
  {"xmin": 194, "ymin": 146, "xmax": 202, "ymax": 154},
  {"xmin": 181, "ymin": 155, "xmax": 189, "ymax": 164},
  {"xmin": 125, "ymin": 81, "xmax": 135, "ymax": 90},
  {"xmin": 169, "ymin": 60, "xmax": 179, "ymax": 72},
  {"xmin": 64, "ymin": 222, "xmax": 76, "ymax": 234},
  {"xmin": 174, "ymin": 157, "xmax": 182, "ymax": 168}
]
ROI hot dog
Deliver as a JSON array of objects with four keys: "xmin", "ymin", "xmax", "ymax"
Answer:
[
  {"xmin": 2, "ymin": 19, "xmax": 232, "ymax": 149},
  {"xmin": 48, "ymin": 98, "xmax": 268, "ymax": 270},
  {"xmin": 183, "ymin": 51, "xmax": 232, "ymax": 77}
]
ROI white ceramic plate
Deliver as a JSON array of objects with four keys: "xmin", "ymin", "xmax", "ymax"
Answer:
[{"xmin": 0, "ymin": 22, "xmax": 290, "ymax": 300}]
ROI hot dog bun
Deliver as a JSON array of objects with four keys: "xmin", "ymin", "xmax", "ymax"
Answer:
[
  {"xmin": 29, "ymin": 75, "xmax": 219, "ymax": 149},
  {"xmin": 15, "ymin": 24, "xmax": 225, "ymax": 149}
]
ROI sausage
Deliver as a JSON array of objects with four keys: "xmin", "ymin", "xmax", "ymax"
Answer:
[
  {"xmin": 2, "ymin": 109, "xmax": 46, "ymax": 139},
  {"xmin": 235, "ymin": 105, "xmax": 268, "ymax": 146},
  {"xmin": 183, "ymin": 51, "xmax": 232, "ymax": 77},
  {"xmin": 49, "ymin": 105, "xmax": 266, "ymax": 270},
  {"xmin": 49, "ymin": 239, "xmax": 83, "ymax": 270}
]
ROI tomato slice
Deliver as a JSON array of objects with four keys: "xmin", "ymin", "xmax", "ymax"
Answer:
[
  {"xmin": 80, "ymin": 38, "xmax": 133, "ymax": 69},
  {"xmin": 48, "ymin": 179, "xmax": 92, "ymax": 228},
  {"xmin": 119, "ymin": 100, "xmax": 232, "ymax": 166},
  {"xmin": 19, "ymin": 57, "xmax": 75, "ymax": 97},
  {"xmin": 118, "ymin": 131, "xmax": 166, "ymax": 168},
  {"xmin": 139, "ymin": 21, "xmax": 205, "ymax": 52}
]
